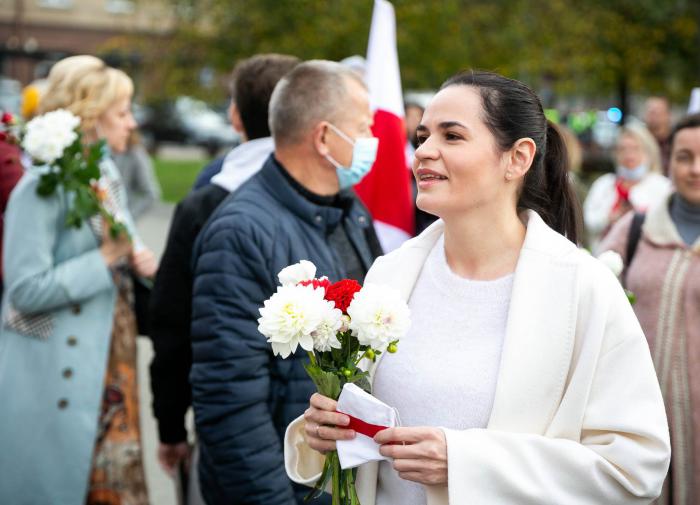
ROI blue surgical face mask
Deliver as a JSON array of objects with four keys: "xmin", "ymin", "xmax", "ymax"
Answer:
[
  {"xmin": 325, "ymin": 123, "xmax": 379, "ymax": 190},
  {"xmin": 616, "ymin": 163, "xmax": 649, "ymax": 182}
]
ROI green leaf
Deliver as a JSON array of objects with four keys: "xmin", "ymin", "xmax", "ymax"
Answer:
[
  {"xmin": 303, "ymin": 363, "xmax": 341, "ymax": 400},
  {"xmin": 64, "ymin": 210, "xmax": 82, "ymax": 229},
  {"xmin": 73, "ymin": 185, "xmax": 100, "ymax": 219},
  {"xmin": 36, "ymin": 173, "xmax": 59, "ymax": 197},
  {"xmin": 346, "ymin": 372, "xmax": 371, "ymax": 394}
]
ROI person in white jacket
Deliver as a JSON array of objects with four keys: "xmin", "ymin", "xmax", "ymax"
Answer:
[
  {"xmin": 584, "ymin": 122, "xmax": 671, "ymax": 249},
  {"xmin": 285, "ymin": 70, "xmax": 671, "ymax": 505}
]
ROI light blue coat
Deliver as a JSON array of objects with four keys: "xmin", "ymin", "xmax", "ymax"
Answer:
[{"xmin": 0, "ymin": 159, "xmax": 141, "ymax": 505}]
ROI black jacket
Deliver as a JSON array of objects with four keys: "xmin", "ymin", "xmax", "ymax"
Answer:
[{"xmin": 148, "ymin": 183, "xmax": 228, "ymax": 443}]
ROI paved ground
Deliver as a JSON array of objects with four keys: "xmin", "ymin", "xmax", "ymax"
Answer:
[{"xmin": 135, "ymin": 201, "xmax": 182, "ymax": 505}]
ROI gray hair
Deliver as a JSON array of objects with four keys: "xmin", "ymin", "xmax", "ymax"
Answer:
[{"xmin": 269, "ymin": 60, "xmax": 366, "ymax": 146}]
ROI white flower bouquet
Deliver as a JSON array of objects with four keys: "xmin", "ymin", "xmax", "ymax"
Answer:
[
  {"xmin": 258, "ymin": 260, "xmax": 410, "ymax": 505},
  {"xmin": 21, "ymin": 109, "xmax": 127, "ymax": 237}
]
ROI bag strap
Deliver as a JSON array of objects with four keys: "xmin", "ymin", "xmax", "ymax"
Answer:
[{"xmin": 625, "ymin": 212, "xmax": 646, "ymax": 266}]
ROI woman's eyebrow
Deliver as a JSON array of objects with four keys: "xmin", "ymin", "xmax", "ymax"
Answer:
[
  {"xmin": 438, "ymin": 120, "xmax": 469, "ymax": 131},
  {"xmin": 416, "ymin": 121, "xmax": 471, "ymax": 134}
]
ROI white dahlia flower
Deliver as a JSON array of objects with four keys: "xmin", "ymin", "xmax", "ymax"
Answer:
[
  {"xmin": 347, "ymin": 283, "xmax": 410, "ymax": 351},
  {"xmin": 258, "ymin": 284, "xmax": 335, "ymax": 358},
  {"xmin": 23, "ymin": 109, "xmax": 80, "ymax": 164},
  {"xmin": 277, "ymin": 260, "xmax": 317, "ymax": 287},
  {"xmin": 310, "ymin": 302, "xmax": 343, "ymax": 352},
  {"xmin": 597, "ymin": 250, "xmax": 624, "ymax": 278}
]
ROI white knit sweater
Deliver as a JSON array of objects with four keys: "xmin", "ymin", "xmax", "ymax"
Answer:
[{"xmin": 372, "ymin": 234, "xmax": 513, "ymax": 505}]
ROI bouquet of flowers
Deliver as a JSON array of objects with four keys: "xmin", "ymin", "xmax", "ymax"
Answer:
[
  {"xmin": 5, "ymin": 109, "xmax": 127, "ymax": 238},
  {"xmin": 257, "ymin": 260, "xmax": 410, "ymax": 505}
]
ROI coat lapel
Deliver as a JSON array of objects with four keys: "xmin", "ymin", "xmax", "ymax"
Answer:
[{"xmin": 487, "ymin": 224, "xmax": 578, "ymax": 433}]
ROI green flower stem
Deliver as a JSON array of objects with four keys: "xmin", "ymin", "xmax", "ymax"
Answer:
[
  {"xmin": 354, "ymin": 349, "xmax": 371, "ymax": 367},
  {"xmin": 331, "ymin": 451, "xmax": 341, "ymax": 505},
  {"xmin": 307, "ymin": 351, "xmax": 318, "ymax": 367}
]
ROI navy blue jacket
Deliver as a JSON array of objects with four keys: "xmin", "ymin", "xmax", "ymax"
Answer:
[
  {"xmin": 190, "ymin": 155, "xmax": 381, "ymax": 505},
  {"xmin": 192, "ymin": 155, "xmax": 225, "ymax": 190}
]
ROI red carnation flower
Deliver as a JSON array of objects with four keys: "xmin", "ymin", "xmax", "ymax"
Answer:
[
  {"xmin": 298, "ymin": 278, "xmax": 331, "ymax": 291},
  {"xmin": 0, "ymin": 132, "xmax": 6, "ymax": 142},
  {"xmin": 325, "ymin": 279, "xmax": 362, "ymax": 313},
  {"xmin": 1, "ymin": 113, "xmax": 13, "ymax": 125}
]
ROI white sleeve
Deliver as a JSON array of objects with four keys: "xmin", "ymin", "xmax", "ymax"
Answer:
[{"xmin": 584, "ymin": 174, "xmax": 616, "ymax": 235}]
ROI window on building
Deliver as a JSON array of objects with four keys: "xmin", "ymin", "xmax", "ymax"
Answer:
[{"xmin": 105, "ymin": 0, "xmax": 135, "ymax": 14}]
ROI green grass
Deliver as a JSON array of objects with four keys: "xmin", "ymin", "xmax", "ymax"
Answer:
[{"xmin": 154, "ymin": 158, "xmax": 207, "ymax": 203}]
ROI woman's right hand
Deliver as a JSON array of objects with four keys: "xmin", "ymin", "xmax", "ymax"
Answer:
[
  {"xmin": 99, "ymin": 224, "xmax": 132, "ymax": 267},
  {"xmin": 303, "ymin": 393, "xmax": 355, "ymax": 454}
]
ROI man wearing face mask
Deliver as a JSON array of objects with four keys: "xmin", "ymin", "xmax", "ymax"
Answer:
[{"xmin": 189, "ymin": 60, "xmax": 383, "ymax": 505}]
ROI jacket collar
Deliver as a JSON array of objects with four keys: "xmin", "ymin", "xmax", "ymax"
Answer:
[
  {"xmin": 643, "ymin": 194, "xmax": 700, "ymax": 252},
  {"xmin": 367, "ymin": 210, "xmax": 579, "ymax": 434},
  {"xmin": 258, "ymin": 154, "xmax": 370, "ymax": 231}
]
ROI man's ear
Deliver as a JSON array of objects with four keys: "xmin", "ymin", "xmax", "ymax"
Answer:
[
  {"xmin": 312, "ymin": 122, "xmax": 331, "ymax": 156},
  {"xmin": 229, "ymin": 102, "xmax": 247, "ymax": 141}
]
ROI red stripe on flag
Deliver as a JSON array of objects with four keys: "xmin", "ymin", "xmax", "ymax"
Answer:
[
  {"xmin": 337, "ymin": 410, "xmax": 389, "ymax": 438},
  {"xmin": 355, "ymin": 109, "xmax": 414, "ymax": 236}
]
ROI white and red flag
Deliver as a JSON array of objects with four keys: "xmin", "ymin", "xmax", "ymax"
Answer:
[{"xmin": 355, "ymin": 0, "xmax": 415, "ymax": 252}]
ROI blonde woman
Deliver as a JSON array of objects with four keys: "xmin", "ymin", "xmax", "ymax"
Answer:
[
  {"xmin": 0, "ymin": 55, "xmax": 156, "ymax": 504},
  {"xmin": 584, "ymin": 123, "xmax": 671, "ymax": 247}
]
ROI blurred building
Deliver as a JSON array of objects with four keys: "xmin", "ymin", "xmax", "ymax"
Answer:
[{"xmin": 0, "ymin": 0, "xmax": 174, "ymax": 85}]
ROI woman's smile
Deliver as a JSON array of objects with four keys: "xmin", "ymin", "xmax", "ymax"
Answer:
[{"xmin": 416, "ymin": 167, "xmax": 448, "ymax": 189}]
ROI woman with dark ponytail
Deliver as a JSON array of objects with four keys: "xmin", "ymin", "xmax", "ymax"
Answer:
[{"xmin": 287, "ymin": 71, "xmax": 670, "ymax": 504}]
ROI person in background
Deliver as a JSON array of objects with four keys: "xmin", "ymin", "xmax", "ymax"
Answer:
[
  {"xmin": 584, "ymin": 122, "xmax": 671, "ymax": 247},
  {"xmin": 148, "ymin": 53, "xmax": 299, "ymax": 500},
  {"xmin": 20, "ymin": 78, "xmax": 48, "ymax": 120},
  {"xmin": 0, "ymin": 138, "xmax": 24, "ymax": 300},
  {"xmin": 190, "ymin": 60, "xmax": 383, "ymax": 505},
  {"xmin": 404, "ymin": 101, "xmax": 423, "ymax": 168},
  {"xmin": 645, "ymin": 96, "xmax": 673, "ymax": 175},
  {"xmin": 0, "ymin": 55, "xmax": 157, "ymax": 505},
  {"xmin": 405, "ymin": 101, "xmax": 437, "ymax": 234},
  {"xmin": 288, "ymin": 69, "xmax": 669, "ymax": 505},
  {"xmin": 599, "ymin": 113, "xmax": 700, "ymax": 505},
  {"xmin": 113, "ymin": 130, "xmax": 162, "ymax": 219},
  {"xmin": 556, "ymin": 123, "xmax": 588, "ymax": 214}
]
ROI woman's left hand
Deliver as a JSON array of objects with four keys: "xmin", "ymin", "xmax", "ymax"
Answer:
[
  {"xmin": 375, "ymin": 427, "xmax": 448, "ymax": 486},
  {"xmin": 131, "ymin": 248, "xmax": 157, "ymax": 279}
]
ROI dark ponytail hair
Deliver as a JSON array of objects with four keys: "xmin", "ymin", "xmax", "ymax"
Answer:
[{"xmin": 441, "ymin": 71, "xmax": 582, "ymax": 244}]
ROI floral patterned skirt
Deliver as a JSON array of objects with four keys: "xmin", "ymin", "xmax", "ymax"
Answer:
[{"xmin": 86, "ymin": 278, "xmax": 149, "ymax": 505}]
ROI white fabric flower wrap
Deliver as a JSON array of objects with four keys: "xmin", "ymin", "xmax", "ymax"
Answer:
[
  {"xmin": 258, "ymin": 284, "xmax": 333, "ymax": 358},
  {"xmin": 347, "ymin": 283, "xmax": 410, "ymax": 351},
  {"xmin": 598, "ymin": 250, "xmax": 624, "ymax": 278},
  {"xmin": 22, "ymin": 109, "xmax": 81, "ymax": 164},
  {"xmin": 277, "ymin": 260, "xmax": 317, "ymax": 287}
]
